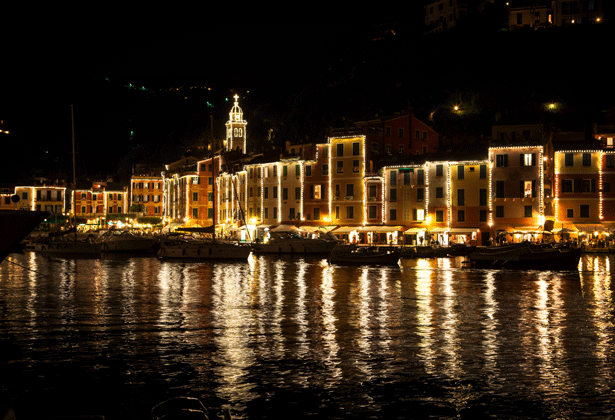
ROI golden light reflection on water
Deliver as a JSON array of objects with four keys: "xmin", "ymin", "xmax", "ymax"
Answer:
[
  {"xmin": 4, "ymin": 253, "xmax": 615, "ymax": 419},
  {"xmin": 211, "ymin": 262, "xmax": 257, "ymax": 410},
  {"xmin": 320, "ymin": 264, "xmax": 342, "ymax": 388},
  {"xmin": 440, "ymin": 261, "xmax": 461, "ymax": 380},
  {"xmin": 356, "ymin": 268, "xmax": 373, "ymax": 381},
  {"xmin": 415, "ymin": 258, "xmax": 436, "ymax": 375},
  {"xmin": 481, "ymin": 271, "xmax": 500, "ymax": 389}
]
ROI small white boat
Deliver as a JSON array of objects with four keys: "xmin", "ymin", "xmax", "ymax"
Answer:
[
  {"xmin": 157, "ymin": 238, "xmax": 252, "ymax": 260},
  {"xmin": 328, "ymin": 245, "xmax": 401, "ymax": 266}
]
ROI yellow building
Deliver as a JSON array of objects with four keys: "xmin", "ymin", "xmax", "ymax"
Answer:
[
  {"xmin": 448, "ymin": 160, "xmax": 490, "ymax": 245},
  {"xmin": 490, "ymin": 145, "xmax": 545, "ymax": 239},
  {"xmin": 329, "ymin": 136, "xmax": 366, "ymax": 229}
]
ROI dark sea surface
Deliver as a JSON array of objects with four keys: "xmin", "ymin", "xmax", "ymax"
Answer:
[{"xmin": 1, "ymin": 252, "xmax": 614, "ymax": 419}]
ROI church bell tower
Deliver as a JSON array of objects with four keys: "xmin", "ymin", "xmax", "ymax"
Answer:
[{"xmin": 225, "ymin": 95, "xmax": 247, "ymax": 153}]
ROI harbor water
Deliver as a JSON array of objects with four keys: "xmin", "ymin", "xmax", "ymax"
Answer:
[{"xmin": 1, "ymin": 252, "xmax": 614, "ymax": 419}]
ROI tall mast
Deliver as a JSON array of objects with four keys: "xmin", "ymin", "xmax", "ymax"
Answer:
[
  {"xmin": 71, "ymin": 105, "xmax": 76, "ymax": 192},
  {"xmin": 71, "ymin": 105, "xmax": 77, "ymax": 239},
  {"xmin": 212, "ymin": 158, "xmax": 216, "ymax": 242}
]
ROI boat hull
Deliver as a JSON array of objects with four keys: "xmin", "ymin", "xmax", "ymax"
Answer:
[
  {"xmin": 100, "ymin": 237, "xmax": 158, "ymax": 253},
  {"xmin": 252, "ymin": 239, "xmax": 338, "ymax": 254},
  {"xmin": 157, "ymin": 241, "xmax": 252, "ymax": 260},
  {"xmin": 0, "ymin": 210, "xmax": 49, "ymax": 262},
  {"xmin": 468, "ymin": 244, "xmax": 582, "ymax": 270},
  {"xmin": 38, "ymin": 241, "xmax": 103, "ymax": 258},
  {"xmin": 329, "ymin": 246, "xmax": 401, "ymax": 266}
]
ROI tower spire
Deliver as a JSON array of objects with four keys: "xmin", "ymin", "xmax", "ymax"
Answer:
[{"xmin": 225, "ymin": 95, "xmax": 247, "ymax": 153}]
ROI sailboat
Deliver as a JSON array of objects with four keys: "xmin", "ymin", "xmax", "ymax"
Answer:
[
  {"xmin": 156, "ymin": 167, "xmax": 252, "ymax": 260},
  {"xmin": 38, "ymin": 105, "xmax": 102, "ymax": 258}
]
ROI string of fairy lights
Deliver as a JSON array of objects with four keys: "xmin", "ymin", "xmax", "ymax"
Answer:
[{"xmin": 24, "ymin": 98, "xmax": 614, "ymax": 240}]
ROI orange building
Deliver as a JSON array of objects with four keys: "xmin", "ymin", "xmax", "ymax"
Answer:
[{"xmin": 130, "ymin": 175, "xmax": 163, "ymax": 216}]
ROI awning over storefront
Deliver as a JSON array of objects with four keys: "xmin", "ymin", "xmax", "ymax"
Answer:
[
  {"xmin": 574, "ymin": 224, "xmax": 606, "ymax": 234},
  {"xmin": 301, "ymin": 225, "xmax": 338, "ymax": 233},
  {"xmin": 448, "ymin": 228, "xmax": 480, "ymax": 234},
  {"xmin": 271, "ymin": 224, "xmax": 303, "ymax": 232},
  {"xmin": 551, "ymin": 223, "xmax": 578, "ymax": 234},
  {"xmin": 333, "ymin": 226, "xmax": 361, "ymax": 233},
  {"xmin": 224, "ymin": 226, "xmax": 245, "ymax": 233},
  {"xmin": 404, "ymin": 227, "xmax": 427, "ymax": 234},
  {"xmin": 430, "ymin": 227, "xmax": 449, "ymax": 233},
  {"xmin": 359, "ymin": 225, "xmax": 403, "ymax": 232},
  {"xmin": 513, "ymin": 226, "xmax": 542, "ymax": 233}
]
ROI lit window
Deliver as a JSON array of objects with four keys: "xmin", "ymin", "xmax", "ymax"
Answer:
[
  {"xmin": 524, "ymin": 181, "xmax": 532, "ymax": 198},
  {"xmin": 523, "ymin": 153, "xmax": 533, "ymax": 166},
  {"xmin": 416, "ymin": 209, "xmax": 425, "ymax": 221}
]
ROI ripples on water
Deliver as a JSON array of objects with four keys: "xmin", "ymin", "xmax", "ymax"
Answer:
[{"xmin": 1, "ymin": 253, "xmax": 614, "ymax": 419}]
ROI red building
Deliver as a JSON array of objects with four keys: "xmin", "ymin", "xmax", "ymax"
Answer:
[
  {"xmin": 383, "ymin": 113, "xmax": 439, "ymax": 156},
  {"xmin": 330, "ymin": 112, "xmax": 439, "ymax": 176}
]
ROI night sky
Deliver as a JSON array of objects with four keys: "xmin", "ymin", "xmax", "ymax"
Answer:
[
  {"xmin": 2, "ymin": 8, "xmax": 412, "ymax": 181},
  {"xmin": 1, "ymin": 4, "xmax": 613, "ymax": 184}
]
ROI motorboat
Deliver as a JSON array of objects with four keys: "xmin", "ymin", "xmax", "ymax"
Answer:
[
  {"xmin": 328, "ymin": 245, "xmax": 401, "ymax": 266},
  {"xmin": 0, "ymin": 210, "xmax": 49, "ymax": 262},
  {"xmin": 37, "ymin": 234, "xmax": 103, "ymax": 257},
  {"xmin": 251, "ymin": 233, "xmax": 338, "ymax": 255},
  {"xmin": 466, "ymin": 242, "xmax": 582, "ymax": 270},
  {"xmin": 400, "ymin": 245, "xmax": 450, "ymax": 258},
  {"xmin": 98, "ymin": 230, "xmax": 159, "ymax": 253},
  {"xmin": 157, "ymin": 237, "xmax": 252, "ymax": 260}
]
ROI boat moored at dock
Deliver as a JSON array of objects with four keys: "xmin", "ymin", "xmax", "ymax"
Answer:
[
  {"xmin": 328, "ymin": 245, "xmax": 401, "ymax": 266},
  {"xmin": 466, "ymin": 242, "xmax": 582, "ymax": 270},
  {"xmin": 157, "ymin": 237, "xmax": 252, "ymax": 260},
  {"xmin": 251, "ymin": 233, "xmax": 339, "ymax": 255}
]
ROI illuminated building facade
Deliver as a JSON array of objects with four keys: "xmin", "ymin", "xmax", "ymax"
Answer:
[
  {"xmin": 426, "ymin": 161, "xmax": 449, "ymax": 240},
  {"xmin": 130, "ymin": 176, "xmax": 163, "ymax": 216},
  {"xmin": 490, "ymin": 145, "xmax": 545, "ymax": 237},
  {"xmin": 554, "ymin": 149, "xmax": 602, "ymax": 224},
  {"xmin": 244, "ymin": 164, "xmax": 262, "ymax": 224},
  {"xmin": 279, "ymin": 160, "xmax": 303, "ymax": 224},
  {"xmin": 12, "ymin": 186, "xmax": 66, "ymax": 214},
  {"xmin": 225, "ymin": 94, "xmax": 247, "ymax": 153},
  {"xmin": 602, "ymin": 151, "xmax": 615, "ymax": 222},
  {"xmin": 260, "ymin": 162, "xmax": 280, "ymax": 225},
  {"xmin": 72, "ymin": 187, "xmax": 129, "ymax": 225},
  {"xmin": 154, "ymin": 98, "xmax": 615, "ymax": 245},
  {"xmin": 329, "ymin": 136, "xmax": 365, "ymax": 228},
  {"xmin": 381, "ymin": 165, "xmax": 426, "ymax": 244},
  {"xmin": 448, "ymin": 160, "xmax": 490, "ymax": 245},
  {"xmin": 302, "ymin": 144, "xmax": 331, "ymax": 225}
]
